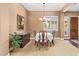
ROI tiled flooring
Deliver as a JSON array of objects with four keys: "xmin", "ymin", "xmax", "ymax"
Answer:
[{"xmin": 11, "ymin": 39, "xmax": 79, "ymax": 56}]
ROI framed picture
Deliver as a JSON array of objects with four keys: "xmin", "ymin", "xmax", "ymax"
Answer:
[{"xmin": 17, "ymin": 14, "xmax": 24, "ymax": 30}]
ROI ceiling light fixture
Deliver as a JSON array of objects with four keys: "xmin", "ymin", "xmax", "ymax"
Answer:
[{"xmin": 40, "ymin": 3, "xmax": 46, "ymax": 21}]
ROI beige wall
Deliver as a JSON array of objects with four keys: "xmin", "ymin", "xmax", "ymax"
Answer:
[
  {"xmin": 64, "ymin": 12, "xmax": 79, "ymax": 39},
  {"xmin": 59, "ymin": 12, "xmax": 79, "ymax": 38},
  {"xmin": 27, "ymin": 11, "xmax": 61, "ymax": 37},
  {"xmin": 9, "ymin": 4, "xmax": 28, "ymax": 33},
  {"xmin": 64, "ymin": 12, "xmax": 79, "ymax": 17},
  {"xmin": 27, "ymin": 11, "xmax": 79, "ymax": 38},
  {"xmin": 0, "ymin": 3, "xmax": 27, "ymax": 55},
  {"xmin": 0, "ymin": 4, "xmax": 10, "ymax": 55},
  {"xmin": 59, "ymin": 12, "xmax": 64, "ymax": 38}
]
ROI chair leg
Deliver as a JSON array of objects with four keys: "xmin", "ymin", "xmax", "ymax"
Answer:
[
  {"xmin": 50, "ymin": 42, "xmax": 52, "ymax": 47},
  {"xmin": 34, "ymin": 41, "xmax": 36, "ymax": 45},
  {"xmin": 45, "ymin": 42, "xmax": 48, "ymax": 47},
  {"xmin": 38, "ymin": 42, "xmax": 40, "ymax": 50},
  {"xmin": 35, "ymin": 41, "xmax": 38, "ymax": 47},
  {"xmin": 46, "ymin": 41, "xmax": 49, "ymax": 46},
  {"xmin": 52, "ymin": 40, "xmax": 55, "ymax": 46}
]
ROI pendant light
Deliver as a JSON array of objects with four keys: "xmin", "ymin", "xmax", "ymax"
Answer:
[{"xmin": 40, "ymin": 3, "xmax": 46, "ymax": 21}]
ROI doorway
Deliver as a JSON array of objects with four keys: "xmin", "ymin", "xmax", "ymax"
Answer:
[{"xmin": 70, "ymin": 17, "xmax": 78, "ymax": 39}]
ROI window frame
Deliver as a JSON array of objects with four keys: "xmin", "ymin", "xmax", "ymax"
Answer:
[{"xmin": 42, "ymin": 16, "xmax": 59, "ymax": 32}]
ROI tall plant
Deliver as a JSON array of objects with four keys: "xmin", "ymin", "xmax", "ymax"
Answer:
[{"xmin": 9, "ymin": 32, "xmax": 22, "ymax": 49}]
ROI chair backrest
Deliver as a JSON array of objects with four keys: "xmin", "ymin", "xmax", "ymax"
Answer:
[{"xmin": 39, "ymin": 31, "xmax": 47, "ymax": 42}]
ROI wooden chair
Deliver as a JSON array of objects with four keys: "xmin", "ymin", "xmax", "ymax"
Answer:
[
  {"xmin": 35, "ymin": 31, "xmax": 55, "ymax": 48},
  {"xmin": 37, "ymin": 31, "xmax": 49, "ymax": 49},
  {"xmin": 47, "ymin": 31, "xmax": 55, "ymax": 47},
  {"xmin": 52, "ymin": 31, "xmax": 55, "ymax": 46}
]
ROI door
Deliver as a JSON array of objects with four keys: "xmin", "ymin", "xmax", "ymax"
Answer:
[{"xmin": 70, "ymin": 17, "xmax": 78, "ymax": 39}]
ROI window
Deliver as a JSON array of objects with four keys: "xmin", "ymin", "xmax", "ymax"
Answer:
[
  {"xmin": 64, "ymin": 16, "xmax": 70, "ymax": 37},
  {"xmin": 42, "ymin": 16, "xmax": 59, "ymax": 32}
]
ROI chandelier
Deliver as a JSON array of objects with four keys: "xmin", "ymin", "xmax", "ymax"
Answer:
[{"xmin": 40, "ymin": 3, "xmax": 46, "ymax": 21}]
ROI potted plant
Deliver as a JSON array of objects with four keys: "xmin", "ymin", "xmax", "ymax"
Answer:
[{"xmin": 9, "ymin": 32, "xmax": 22, "ymax": 52}]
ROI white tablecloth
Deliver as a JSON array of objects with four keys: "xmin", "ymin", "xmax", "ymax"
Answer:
[{"xmin": 35, "ymin": 32, "xmax": 53, "ymax": 42}]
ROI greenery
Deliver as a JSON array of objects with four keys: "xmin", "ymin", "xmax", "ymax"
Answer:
[{"xmin": 9, "ymin": 32, "xmax": 22, "ymax": 49}]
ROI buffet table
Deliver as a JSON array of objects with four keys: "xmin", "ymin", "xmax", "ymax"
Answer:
[{"xmin": 19, "ymin": 33, "xmax": 30, "ymax": 48}]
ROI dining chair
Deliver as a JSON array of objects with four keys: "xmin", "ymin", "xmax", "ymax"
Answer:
[
  {"xmin": 52, "ymin": 31, "xmax": 55, "ymax": 46},
  {"xmin": 33, "ymin": 30, "xmax": 38, "ymax": 46},
  {"xmin": 38, "ymin": 31, "xmax": 49, "ymax": 49}
]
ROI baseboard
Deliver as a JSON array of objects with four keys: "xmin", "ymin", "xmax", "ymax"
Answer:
[
  {"xmin": 64, "ymin": 36, "xmax": 70, "ymax": 39},
  {"xmin": 60, "ymin": 38, "xmax": 64, "ymax": 40},
  {"xmin": 30, "ymin": 37, "xmax": 34, "ymax": 40},
  {"xmin": 6, "ymin": 53, "xmax": 10, "ymax": 56},
  {"xmin": 54, "ymin": 37, "xmax": 61, "ymax": 40}
]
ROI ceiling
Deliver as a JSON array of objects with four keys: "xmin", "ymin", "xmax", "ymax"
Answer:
[
  {"xmin": 22, "ymin": 3, "xmax": 79, "ymax": 12},
  {"xmin": 68, "ymin": 3, "xmax": 79, "ymax": 12},
  {"xmin": 22, "ymin": 3, "xmax": 66, "ymax": 11}
]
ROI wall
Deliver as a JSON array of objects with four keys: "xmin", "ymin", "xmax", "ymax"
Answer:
[
  {"xmin": 59, "ymin": 12, "xmax": 64, "ymax": 38},
  {"xmin": 0, "ymin": 4, "xmax": 10, "ymax": 55},
  {"xmin": 64, "ymin": 12, "xmax": 79, "ymax": 39},
  {"xmin": 9, "ymin": 4, "xmax": 28, "ymax": 34},
  {"xmin": 59, "ymin": 12, "xmax": 79, "ymax": 39},
  {"xmin": 64, "ymin": 12, "xmax": 79, "ymax": 17},
  {"xmin": 27, "ymin": 11, "xmax": 79, "ymax": 38},
  {"xmin": 27, "ymin": 11, "xmax": 61, "ymax": 37},
  {"xmin": 0, "ymin": 3, "xmax": 28, "ymax": 55}
]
